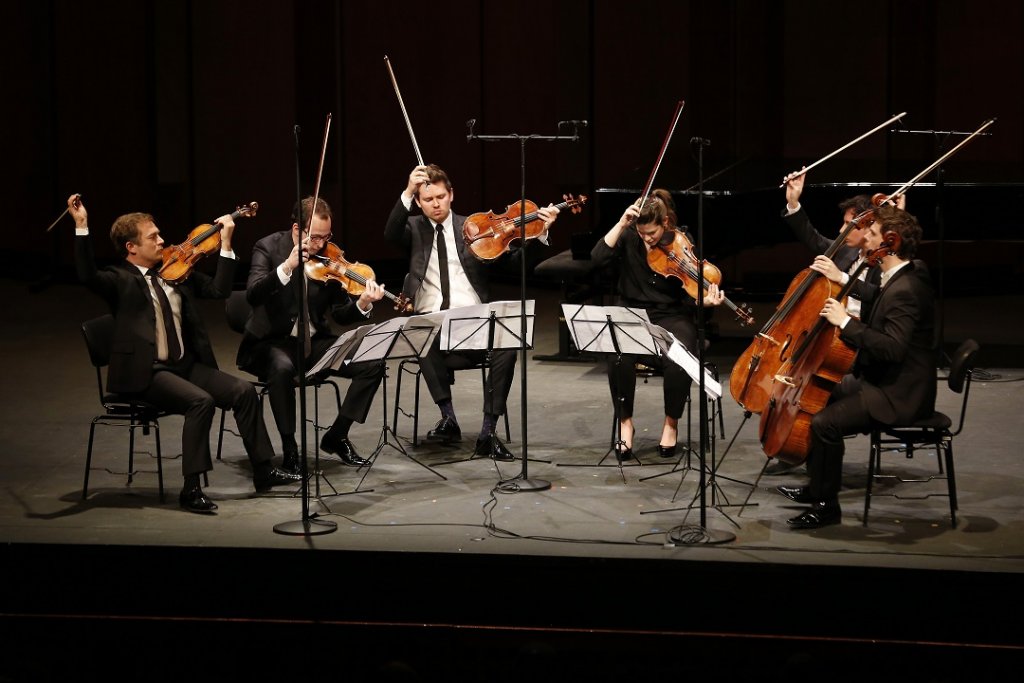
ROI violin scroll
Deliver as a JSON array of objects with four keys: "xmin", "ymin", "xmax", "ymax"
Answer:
[{"xmin": 866, "ymin": 230, "xmax": 902, "ymax": 266}]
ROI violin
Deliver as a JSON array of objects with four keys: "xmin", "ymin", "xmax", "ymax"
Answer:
[
  {"xmin": 305, "ymin": 242, "xmax": 413, "ymax": 313},
  {"xmin": 646, "ymin": 230, "xmax": 755, "ymax": 326},
  {"xmin": 159, "ymin": 202, "xmax": 259, "ymax": 284},
  {"xmin": 463, "ymin": 194, "xmax": 587, "ymax": 261}
]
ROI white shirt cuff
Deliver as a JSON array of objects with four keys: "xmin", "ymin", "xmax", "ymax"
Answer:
[
  {"xmin": 277, "ymin": 263, "xmax": 292, "ymax": 284},
  {"xmin": 784, "ymin": 202, "xmax": 801, "ymax": 216}
]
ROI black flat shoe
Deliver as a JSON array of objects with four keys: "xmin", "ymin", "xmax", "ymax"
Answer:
[
  {"xmin": 179, "ymin": 486, "xmax": 218, "ymax": 514},
  {"xmin": 474, "ymin": 434, "xmax": 516, "ymax": 462},
  {"xmin": 657, "ymin": 444, "xmax": 677, "ymax": 459},
  {"xmin": 615, "ymin": 446, "xmax": 634, "ymax": 463},
  {"xmin": 776, "ymin": 485, "xmax": 814, "ymax": 503},
  {"xmin": 427, "ymin": 416, "xmax": 462, "ymax": 443},
  {"xmin": 787, "ymin": 501, "xmax": 842, "ymax": 529},
  {"xmin": 254, "ymin": 467, "xmax": 302, "ymax": 492}
]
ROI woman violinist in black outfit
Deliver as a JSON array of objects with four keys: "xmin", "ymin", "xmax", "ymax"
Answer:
[{"xmin": 590, "ymin": 190, "xmax": 724, "ymax": 461}]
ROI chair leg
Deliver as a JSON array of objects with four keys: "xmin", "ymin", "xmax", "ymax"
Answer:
[
  {"xmin": 945, "ymin": 439, "xmax": 958, "ymax": 528},
  {"xmin": 127, "ymin": 416, "xmax": 138, "ymax": 485},
  {"xmin": 83, "ymin": 420, "xmax": 99, "ymax": 499},
  {"xmin": 413, "ymin": 368, "xmax": 422, "ymax": 446},
  {"xmin": 863, "ymin": 432, "xmax": 878, "ymax": 526},
  {"xmin": 155, "ymin": 421, "xmax": 165, "ymax": 502},
  {"xmin": 215, "ymin": 408, "xmax": 226, "ymax": 461}
]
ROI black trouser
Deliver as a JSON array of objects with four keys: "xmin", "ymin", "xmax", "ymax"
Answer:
[
  {"xmin": 418, "ymin": 335, "xmax": 517, "ymax": 417},
  {"xmin": 142, "ymin": 355, "xmax": 274, "ymax": 477},
  {"xmin": 250, "ymin": 336, "xmax": 385, "ymax": 443},
  {"xmin": 606, "ymin": 309, "xmax": 698, "ymax": 420},
  {"xmin": 806, "ymin": 375, "xmax": 873, "ymax": 502}
]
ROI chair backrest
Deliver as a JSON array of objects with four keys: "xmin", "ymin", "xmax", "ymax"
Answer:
[
  {"xmin": 947, "ymin": 338, "xmax": 980, "ymax": 435},
  {"xmin": 81, "ymin": 314, "xmax": 114, "ymax": 368},
  {"xmin": 81, "ymin": 314, "xmax": 114, "ymax": 400},
  {"xmin": 948, "ymin": 339, "xmax": 980, "ymax": 394},
  {"xmin": 225, "ymin": 290, "xmax": 251, "ymax": 335}
]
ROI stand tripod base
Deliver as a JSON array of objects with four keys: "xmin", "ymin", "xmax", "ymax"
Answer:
[
  {"xmin": 668, "ymin": 526, "xmax": 735, "ymax": 545},
  {"xmin": 496, "ymin": 477, "xmax": 551, "ymax": 493},
  {"xmin": 273, "ymin": 517, "xmax": 338, "ymax": 536}
]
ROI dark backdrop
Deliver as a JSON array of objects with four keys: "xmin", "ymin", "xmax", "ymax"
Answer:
[{"xmin": 5, "ymin": 0, "xmax": 1022, "ymax": 284}]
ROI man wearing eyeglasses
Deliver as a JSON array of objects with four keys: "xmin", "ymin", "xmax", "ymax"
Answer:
[{"xmin": 238, "ymin": 197, "xmax": 386, "ymax": 473}]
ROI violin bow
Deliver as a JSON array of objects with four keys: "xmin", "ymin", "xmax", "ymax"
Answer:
[
  {"xmin": 883, "ymin": 117, "xmax": 996, "ymax": 203},
  {"xmin": 779, "ymin": 111, "xmax": 907, "ymax": 188},
  {"xmin": 634, "ymin": 100, "xmax": 686, "ymax": 220},
  {"xmin": 46, "ymin": 193, "xmax": 82, "ymax": 232},
  {"xmin": 385, "ymin": 55, "xmax": 425, "ymax": 166}
]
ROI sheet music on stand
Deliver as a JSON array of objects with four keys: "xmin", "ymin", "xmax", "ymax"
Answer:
[
  {"xmin": 441, "ymin": 300, "xmax": 536, "ymax": 352},
  {"xmin": 305, "ymin": 311, "xmax": 446, "ymax": 377},
  {"xmin": 306, "ymin": 323, "xmax": 373, "ymax": 376},
  {"xmin": 645, "ymin": 322, "xmax": 722, "ymax": 399},
  {"xmin": 561, "ymin": 304, "xmax": 656, "ymax": 355},
  {"xmin": 350, "ymin": 311, "xmax": 445, "ymax": 364}
]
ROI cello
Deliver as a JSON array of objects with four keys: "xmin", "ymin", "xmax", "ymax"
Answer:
[
  {"xmin": 729, "ymin": 117, "xmax": 995, "ymax": 413},
  {"xmin": 757, "ymin": 231, "xmax": 901, "ymax": 464}
]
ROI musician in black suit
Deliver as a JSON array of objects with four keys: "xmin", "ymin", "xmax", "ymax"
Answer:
[
  {"xmin": 238, "ymin": 197, "xmax": 385, "ymax": 471},
  {"xmin": 777, "ymin": 204, "xmax": 937, "ymax": 529},
  {"xmin": 383, "ymin": 164, "xmax": 558, "ymax": 461},
  {"xmin": 69, "ymin": 196, "xmax": 299, "ymax": 514}
]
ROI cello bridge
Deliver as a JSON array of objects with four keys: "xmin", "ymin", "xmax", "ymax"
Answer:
[
  {"xmin": 757, "ymin": 333, "xmax": 780, "ymax": 346},
  {"xmin": 773, "ymin": 374, "xmax": 796, "ymax": 387}
]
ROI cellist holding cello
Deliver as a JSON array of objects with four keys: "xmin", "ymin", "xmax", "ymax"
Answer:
[
  {"xmin": 776, "ymin": 204, "xmax": 936, "ymax": 529},
  {"xmin": 590, "ymin": 190, "xmax": 725, "ymax": 462}
]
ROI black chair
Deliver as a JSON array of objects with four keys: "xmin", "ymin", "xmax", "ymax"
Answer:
[
  {"xmin": 864, "ymin": 339, "xmax": 980, "ymax": 528},
  {"xmin": 216, "ymin": 290, "xmax": 341, "ymax": 460},
  {"xmin": 81, "ymin": 315, "xmax": 167, "ymax": 501},
  {"xmin": 393, "ymin": 358, "xmax": 510, "ymax": 446}
]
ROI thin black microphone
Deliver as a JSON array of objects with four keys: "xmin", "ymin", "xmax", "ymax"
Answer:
[{"xmin": 690, "ymin": 137, "xmax": 711, "ymax": 146}]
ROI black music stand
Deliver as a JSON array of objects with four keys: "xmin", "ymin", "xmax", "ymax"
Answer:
[
  {"xmin": 434, "ymin": 300, "xmax": 549, "ymax": 468},
  {"xmin": 556, "ymin": 304, "xmax": 660, "ymax": 483},
  {"xmin": 467, "ymin": 119, "xmax": 584, "ymax": 494},
  {"xmin": 316, "ymin": 313, "xmax": 447, "ymax": 493}
]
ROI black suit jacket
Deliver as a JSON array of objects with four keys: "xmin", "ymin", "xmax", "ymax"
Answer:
[
  {"xmin": 237, "ymin": 230, "xmax": 366, "ymax": 370},
  {"xmin": 75, "ymin": 235, "xmax": 234, "ymax": 394},
  {"xmin": 840, "ymin": 261, "xmax": 937, "ymax": 425},
  {"xmin": 383, "ymin": 198, "xmax": 543, "ymax": 308}
]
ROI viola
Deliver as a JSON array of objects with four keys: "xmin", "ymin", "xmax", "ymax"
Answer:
[
  {"xmin": 305, "ymin": 241, "xmax": 413, "ymax": 313},
  {"xmin": 159, "ymin": 202, "xmax": 258, "ymax": 284},
  {"xmin": 646, "ymin": 229, "xmax": 755, "ymax": 326},
  {"xmin": 463, "ymin": 194, "xmax": 587, "ymax": 261}
]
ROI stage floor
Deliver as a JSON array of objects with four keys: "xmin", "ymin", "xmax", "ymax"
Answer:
[{"xmin": 2, "ymin": 277, "xmax": 1023, "ymax": 678}]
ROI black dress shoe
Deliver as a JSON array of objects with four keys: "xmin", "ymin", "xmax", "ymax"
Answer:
[
  {"xmin": 281, "ymin": 453, "xmax": 301, "ymax": 476},
  {"xmin": 474, "ymin": 434, "xmax": 516, "ymax": 462},
  {"xmin": 427, "ymin": 416, "xmax": 462, "ymax": 443},
  {"xmin": 787, "ymin": 501, "xmax": 842, "ymax": 529},
  {"xmin": 615, "ymin": 446, "xmax": 635, "ymax": 463},
  {"xmin": 657, "ymin": 444, "xmax": 677, "ymax": 459},
  {"xmin": 776, "ymin": 485, "xmax": 814, "ymax": 503},
  {"xmin": 320, "ymin": 433, "xmax": 370, "ymax": 467},
  {"xmin": 254, "ymin": 467, "xmax": 302, "ymax": 492},
  {"xmin": 179, "ymin": 486, "xmax": 218, "ymax": 514}
]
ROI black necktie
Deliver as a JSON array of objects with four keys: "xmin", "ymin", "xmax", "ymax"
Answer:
[
  {"xmin": 147, "ymin": 269, "xmax": 182, "ymax": 361},
  {"xmin": 435, "ymin": 223, "xmax": 451, "ymax": 310}
]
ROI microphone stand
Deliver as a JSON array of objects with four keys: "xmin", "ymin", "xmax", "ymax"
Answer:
[
  {"xmin": 467, "ymin": 119, "xmax": 585, "ymax": 493},
  {"xmin": 275, "ymin": 122, "xmax": 337, "ymax": 536},
  {"xmin": 889, "ymin": 126, "xmax": 992, "ymax": 368},
  {"xmin": 668, "ymin": 137, "xmax": 735, "ymax": 545}
]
